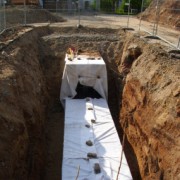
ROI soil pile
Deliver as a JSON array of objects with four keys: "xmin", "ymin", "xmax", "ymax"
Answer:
[
  {"xmin": 5, "ymin": 6, "xmax": 65, "ymax": 26},
  {"xmin": 141, "ymin": 0, "xmax": 180, "ymax": 29}
]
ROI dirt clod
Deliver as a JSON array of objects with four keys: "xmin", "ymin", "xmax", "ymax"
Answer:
[
  {"xmin": 85, "ymin": 124, "xmax": 90, "ymax": 128},
  {"xmin": 94, "ymin": 163, "xmax": 101, "ymax": 174},
  {"xmin": 91, "ymin": 119, "xmax": 96, "ymax": 123},
  {"xmin": 86, "ymin": 140, "xmax": 93, "ymax": 146},
  {"xmin": 87, "ymin": 153, "xmax": 97, "ymax": 158}
]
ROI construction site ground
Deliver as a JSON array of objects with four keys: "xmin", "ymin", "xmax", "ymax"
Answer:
[
  {"xmin": 0, "ymin": 9, "xmax": 179, "ymax": 180},
  {"xmin": 51, "ymin": 14, "xmax": 180, "ymax": 49}
]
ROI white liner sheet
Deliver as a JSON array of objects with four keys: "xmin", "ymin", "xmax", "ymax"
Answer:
[{"xmin": 62, "ymin": 98, "xmax": 132, "ymax": 180}]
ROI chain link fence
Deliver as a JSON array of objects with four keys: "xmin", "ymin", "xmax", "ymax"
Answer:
[
  {"xmin": 0, "ymin": 0, "xmax": 180, "ymax": 49},
  {"xmin": 0, "ymin": 0, "xmax": 6, "ymax": 32},
  {"xmin": 138, "ymin": 0, "xmax": 180, "ymax": 49}
]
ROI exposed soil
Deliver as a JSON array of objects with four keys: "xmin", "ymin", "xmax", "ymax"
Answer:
[
  {"xmin": 0, "ymin": 27, "xmax": 49, "ymax": 179},
  {"xmin": 118, "ymin": 34, "xmax": 180, "ymax": 179},
  {"xmin": 141, "ymin": 0, "xmax": 180, "ymax": 29},
  {"xmin": 4, "ymin": 5, "xmax": 66, "ymax": 27},
  {"xmin": 0, "ymin": 24, "xmax": 179, "ymax": 180}
]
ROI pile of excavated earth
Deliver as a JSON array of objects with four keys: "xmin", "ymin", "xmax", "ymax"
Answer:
[
  {"xmin": 141, "ymin": 0, "xmax": 180, "ymax": 29},
  {"xmin": 4, "ymin": 5, "xmax": 66, "ymax": 27}
]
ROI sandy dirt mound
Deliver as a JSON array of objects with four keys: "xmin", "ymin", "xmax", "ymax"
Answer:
[
  {"xmin": 141, "ymin": 0, "xmax": 180, "ymax": 29},
  {"xmin": 5, "ymin": 6, "xmax": 66, "ymax": 26}
]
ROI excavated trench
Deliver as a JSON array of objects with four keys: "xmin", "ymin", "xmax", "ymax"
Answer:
[{"xmin": 0, "ymin": 26, "xmax": 179, "ymax": 180}]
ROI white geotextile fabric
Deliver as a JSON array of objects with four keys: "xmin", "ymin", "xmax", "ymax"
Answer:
[
  {"xmin": 60, "ymin": 55, "xmax": 108, "ymax": 105},
  {"xmin": 62, "ymin": 98, "xmax": 132, "ymax": 180}
]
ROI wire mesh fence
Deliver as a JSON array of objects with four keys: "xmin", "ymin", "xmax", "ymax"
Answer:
[
  {"xmin": 0, "ymin": 0, "xmax": 6, "ymax": 32},
  {"xmin": 0, "ymin": 0, "xmax": 180, "ymax": 49},
  {"xmin": 138, "ymin": 0, "xmax": 180, "ymax": 49}
]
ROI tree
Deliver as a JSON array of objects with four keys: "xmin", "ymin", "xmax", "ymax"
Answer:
[
  {"xmin": 119, "ymin": 0, "xmax": 152, "ymax": 13},
  {"xmin": 100, "ymin": 0, "xmax": 152, "ymax": 13},
  {"xmin": 100, "ymin": 0, "xmax": 114, "ymax": 12},
  {"xmin": 131, "ymin": 0, "xmax": 142, "ymax": 12},
  {"xmin": 144, "ymin": 0, "xmax": 152, "ymax": 8}
]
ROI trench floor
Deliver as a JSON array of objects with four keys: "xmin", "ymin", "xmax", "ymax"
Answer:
[{"xmin": 44, "ymin": 102, "xmax": 64, "ymax": 180}]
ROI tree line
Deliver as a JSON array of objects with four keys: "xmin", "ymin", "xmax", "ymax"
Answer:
[{"xmin": 97, "ymin": 0, "xmax": 152, "ymax": 14}]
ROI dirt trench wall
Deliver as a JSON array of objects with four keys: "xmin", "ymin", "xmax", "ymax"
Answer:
[
  {"xmin": 0, "ymin": 27, "xmax": 51, "ymax": 179},
  {"xmin": 119, "ymin": 34, "xmax": 180, "ymax": 179},
  {"xmin": 0, "ymin": 26, "xmax": 129, "ymax": 179}
]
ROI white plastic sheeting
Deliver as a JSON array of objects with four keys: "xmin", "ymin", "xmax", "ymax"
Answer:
[
  {"xmin": 60, "ymin": 55, "xmax": 108, "ymax": 106},
  {"xmin": 62, "ymin": 98, "xmax": 132, "ymax": 180}
]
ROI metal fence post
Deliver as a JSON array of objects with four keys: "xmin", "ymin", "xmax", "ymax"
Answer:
[
  {"xmin": 56, "ymin": 0, "xmax": 58, "ymax": 14},
  {"xmin": 155, "ymin": 0, "xmax": 160, "ymax": 36},
  {"xmin": 153, "ymin": 0, "xmax": 160, "ymax": 36},
  {"xmin": 96, "ymin": 0, "xmax": 100, "ymax": 12},
  {"xmin": 0, "ymin": 5, "xmax": 1, "ymax": 32},
  {"xmin": 178, "ymin": 37, "xmax": 180, "ymax": 49},
  {"xmin": 3, "ymin": 0, "xmax": 6, "ymax": 29},
  {"xmin": 0, "ymin": 0, "xmax": 4, "ymax": 32},
  {"xmin": 77, "ymin": 0, "xmax": 80, "ymax": 27},
  {"xmin": 139, "ymin": 0, "xmax": 144, "ymax": 32},
  {"xmin": 24, "ymin": 0, "xmax": 27, "ymax": 26},
  {"xmin": 0, "ymin": 0, "xmax": 2, "ymax": 31},
  {"xmin": 127, "ymin": 0, "xmax": 131, "ymax": 28}
]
